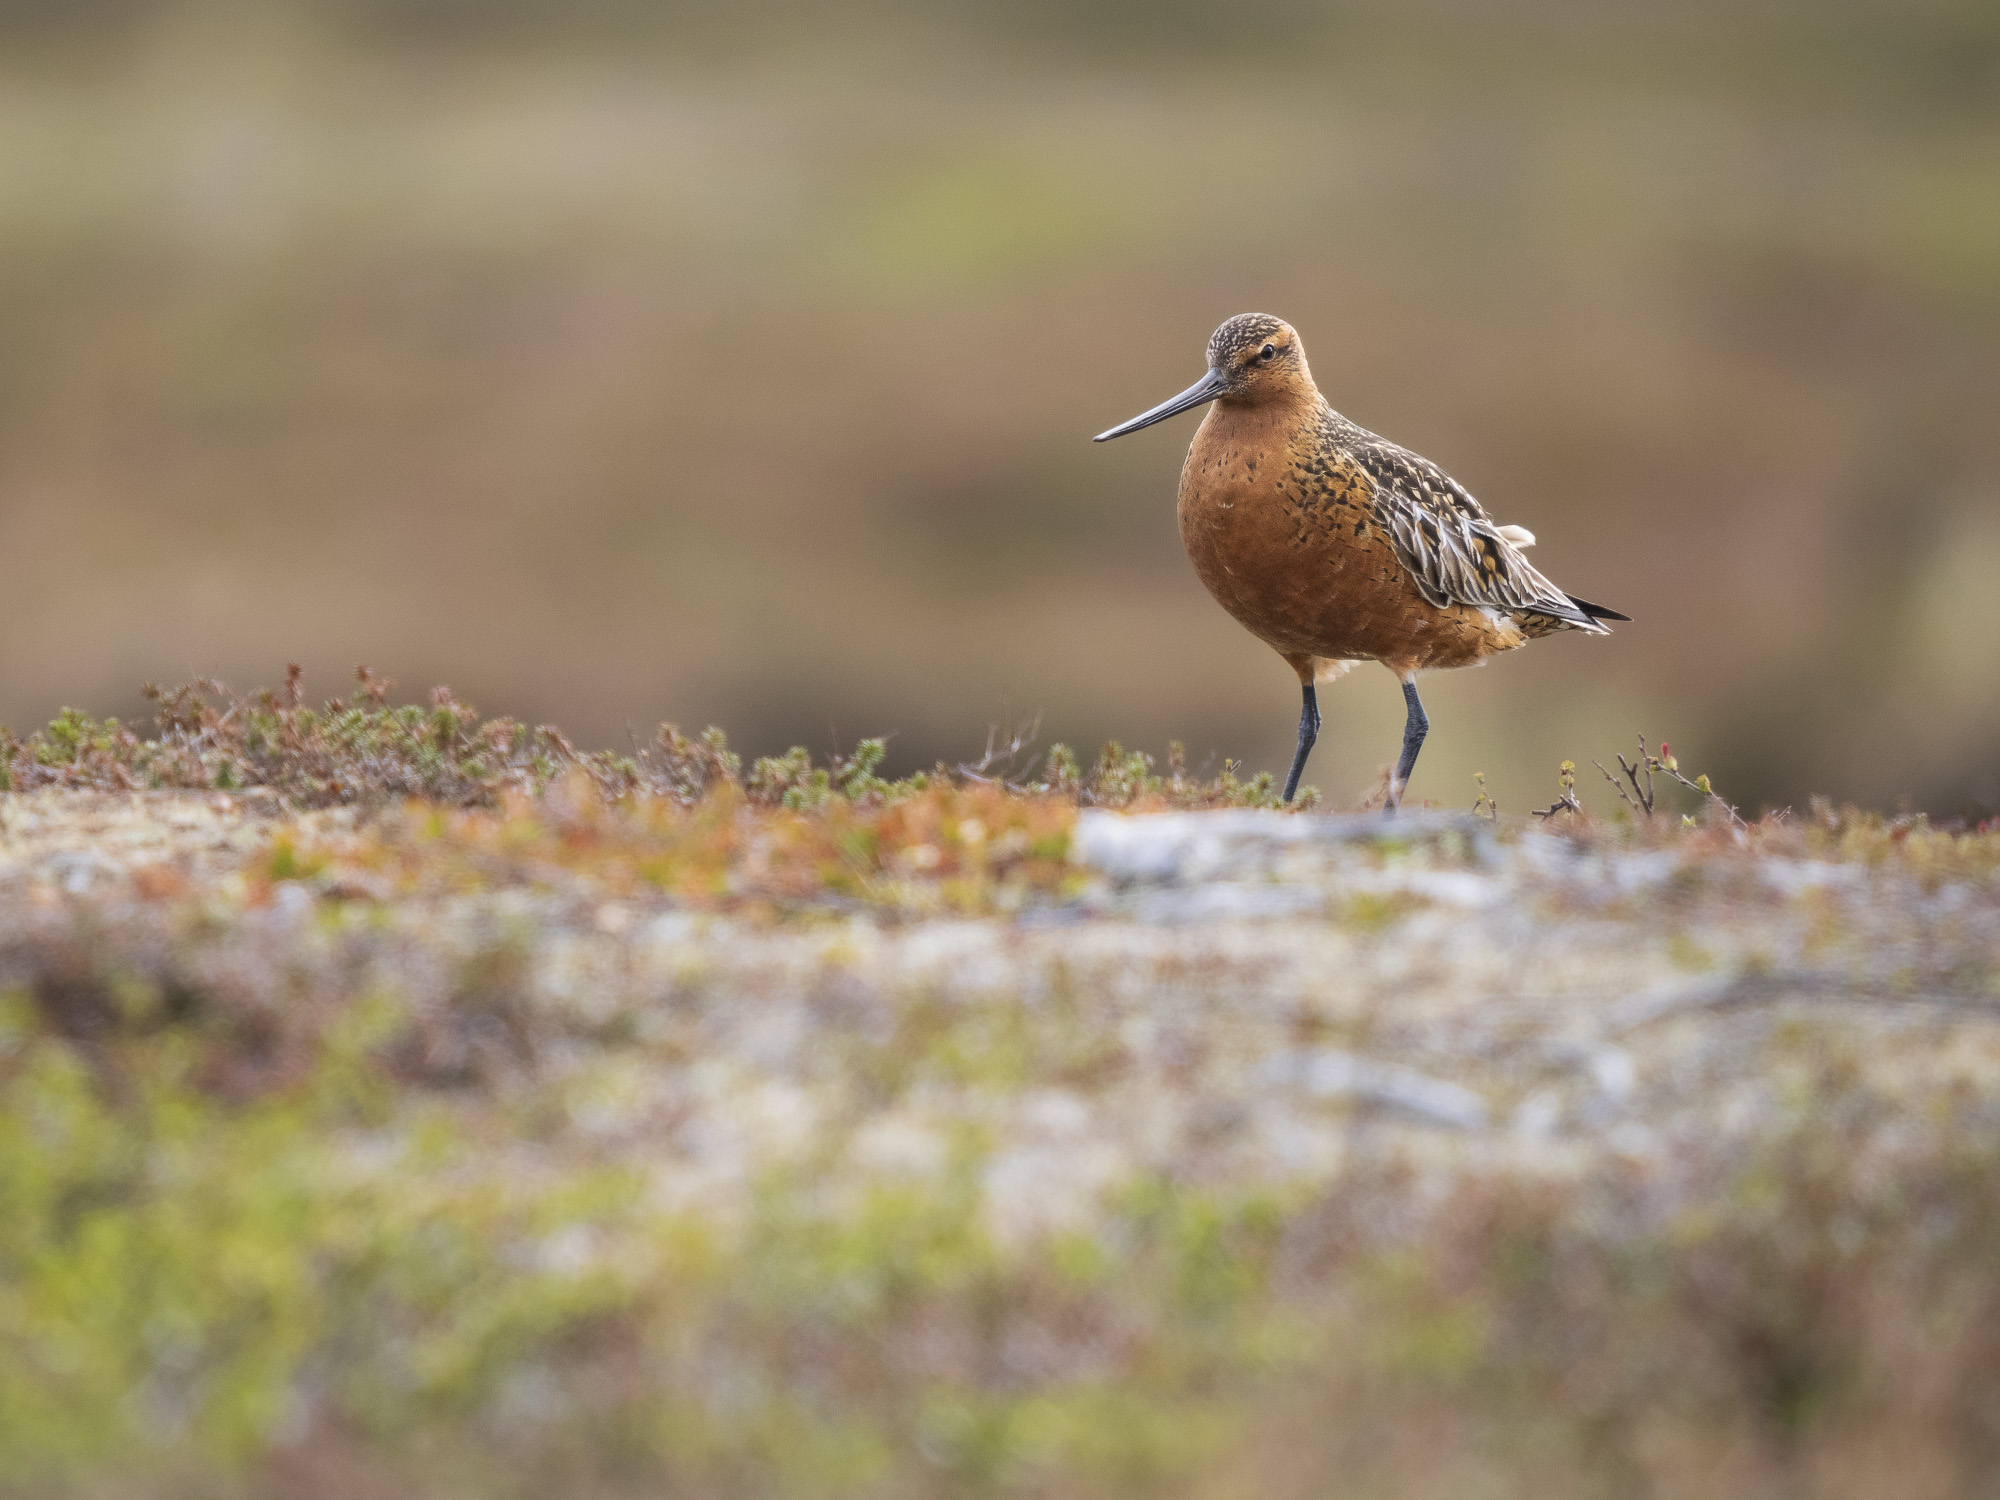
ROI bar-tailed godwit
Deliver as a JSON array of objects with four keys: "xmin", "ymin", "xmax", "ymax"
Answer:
[{"xmin": 1095, "ymin": 313, "xmax": 1626, "ymax": 807}]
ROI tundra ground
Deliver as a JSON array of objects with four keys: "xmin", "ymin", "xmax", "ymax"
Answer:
[{"xmin": 3, "ymin": 738, "xmax": 1999, "ymax": 1498}]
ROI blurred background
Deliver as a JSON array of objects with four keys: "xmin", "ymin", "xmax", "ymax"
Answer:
[{"xmin": 1, "ymin": 0, "xmax": 1995, "ymax": 816}]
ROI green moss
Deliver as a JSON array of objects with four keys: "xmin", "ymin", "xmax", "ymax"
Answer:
[
  {"xmin": 1336, "ymin": 890, "xmax": 1431, "ymax": 932},
  {"xmin": 0, "ymin": 975, "xmax": 1998, "ymax": 1496}
]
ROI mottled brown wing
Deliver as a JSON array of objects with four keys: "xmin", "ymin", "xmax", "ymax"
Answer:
[{"xmin": 1344, "ymin": 432, "xmax": 1608, "ymax": 633}]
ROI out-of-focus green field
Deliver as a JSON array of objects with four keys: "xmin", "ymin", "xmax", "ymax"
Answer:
[
  {"xmin": 1, "ymin": 0, "xmax": 1996, "ymax": 815},
  {"xmin": 3, "ymin": 679, "xmax": 2000, "ymax": 1498}
]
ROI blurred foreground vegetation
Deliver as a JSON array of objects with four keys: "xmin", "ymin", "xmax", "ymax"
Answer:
[
  {"xmin": 6, "ymin": 1004, "xmax": 1999, "ymax": 1499},
  {"xmin": 4, "ymin": 676, "xmax": 2000, "ymax": 1496}
]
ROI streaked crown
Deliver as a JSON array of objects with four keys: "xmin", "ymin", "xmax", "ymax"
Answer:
[{"xmin": 1207, "ymin": 313, "xmax": 1291, "ymax": 369}]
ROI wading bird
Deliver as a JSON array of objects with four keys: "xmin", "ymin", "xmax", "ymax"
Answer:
[{"xmin": 1095, "ymin": 314, "xmax": 1625, "ymax": 809}]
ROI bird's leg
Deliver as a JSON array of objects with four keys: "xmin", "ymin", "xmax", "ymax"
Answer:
[
  {"xmin": 1281, "ymin": 683, "xmax": 1320, "ymax": 804},
  {"xmin": 1385, "ymin": 679, "xmax": 1428, "ymax": 815}
]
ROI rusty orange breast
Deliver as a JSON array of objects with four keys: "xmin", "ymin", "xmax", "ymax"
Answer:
[{"xmin": 1175, "ymin": 401, "xmax": 1520, "ymax": 673}]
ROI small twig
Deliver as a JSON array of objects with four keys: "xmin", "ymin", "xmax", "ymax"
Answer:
[
  {"xmin": 1471, "ymin": 771, "xmax": 1498, "ymax": 824},
  {"xmin": 1653, "ymin": 760, "xmax": 1747, "ymax": 829},
  {"xmin": 1608, "ymin": 753, "xmax": 1655, "ymax": 815},
  {"xmin": 1531, "ymin": 759, "xmax": 1581, "ymax": 820},
  {"xmin": 955, "ymin": 714, "xmax": 1041, "ymax": 788},
  {"xmin": 1595, "ymin": 736, "xmax": 1747, "ymax": 829},
  {"xmin": 1593, "ymin": 760, "xmax": 1638, "ymax": 813}
]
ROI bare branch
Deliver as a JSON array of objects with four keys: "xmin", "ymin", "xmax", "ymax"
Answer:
[{"xmin": 1593, "ymin": 760, "xmax": 1640, "ymax": 812}]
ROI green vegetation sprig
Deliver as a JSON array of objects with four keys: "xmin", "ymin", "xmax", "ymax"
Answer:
[{"xmin": 1595, "ymin": 734, "xmax": 1747, "ymax": 828}]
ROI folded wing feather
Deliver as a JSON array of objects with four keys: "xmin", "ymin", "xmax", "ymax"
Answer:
[{"xmin": 1338, "ymin": 425, "xmax": 1606, "ymax": 634}]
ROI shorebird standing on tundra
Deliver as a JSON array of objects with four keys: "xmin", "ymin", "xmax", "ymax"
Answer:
[{"xmin": 1094, "ymin": 314, "xmax": 1626, "ymax": 809}]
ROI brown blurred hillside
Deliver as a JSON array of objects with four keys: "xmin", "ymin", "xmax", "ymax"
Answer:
[{"xmin": 1, "ymin": 0, "xmax": 1996, "ymax": 815}]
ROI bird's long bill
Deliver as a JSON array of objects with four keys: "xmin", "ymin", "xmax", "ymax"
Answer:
[{"xmin": 1092, "ymin": 367, "xmax": 1228, "ymax": 442}]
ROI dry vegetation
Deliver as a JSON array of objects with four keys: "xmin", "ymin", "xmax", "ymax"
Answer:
[
  {"xmin": 3, "ymin": 678, "xmax": 1999, "ymax": 1498},
  {"xmin": 0, "ymin": 669, "xmax": 1299, "ymax": 817}
]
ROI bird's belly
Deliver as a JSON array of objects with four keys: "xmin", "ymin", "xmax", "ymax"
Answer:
[{"xmin": 1177, "ymin": 479, "xmax": 1514, "ymax": 671}]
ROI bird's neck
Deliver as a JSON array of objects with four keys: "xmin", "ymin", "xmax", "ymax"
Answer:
[{"xmin": 1211, "ymin": 384, "xmax": 1320, "ymax": 438}]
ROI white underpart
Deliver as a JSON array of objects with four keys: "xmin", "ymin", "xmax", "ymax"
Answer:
[
  {"xmin": 1479, "ymin": 607, "xmax": 1511, "ymax": 630},
  {"xmin": 1495, "ymin": 524, "xmax": 1536, "ymax": 548},
  {"xmin": 1310, "ymin": 657, "xmax": 1359, "ymax": 683}
]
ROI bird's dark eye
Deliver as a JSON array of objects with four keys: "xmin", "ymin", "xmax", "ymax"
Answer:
[{"xmin": 1258, "ymin": 343, "xmax": 1277, "ymax": 362}]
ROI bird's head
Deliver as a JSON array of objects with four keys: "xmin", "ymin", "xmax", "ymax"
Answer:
[{"xmin": 1093, "ymin": 313, "xmax": 1313, "ymax": 442}]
